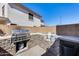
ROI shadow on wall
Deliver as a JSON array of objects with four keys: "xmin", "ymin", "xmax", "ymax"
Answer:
[
  {"xmin": 0, "ymin": 29, "xmax": 6, "ymax": 36},
  {"xmin": 42, "ymin": 40, "xmax": 60, "ymax": 56},
  {"xmin": 0, "ymin": 47, "xmax": 12, "ymax": 56}
]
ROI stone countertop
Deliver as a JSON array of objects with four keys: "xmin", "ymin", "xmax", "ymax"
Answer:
[
  {"xmin": 0, "ymin": 35, "xmax": 11, "ymax": 40},
  {"xmin": 57, "ymin": 35, "xmax": 79, "ymax": 44},
  {"xmin": 0, "ymin": 35, "xmax": 21, "ymax": 40}
]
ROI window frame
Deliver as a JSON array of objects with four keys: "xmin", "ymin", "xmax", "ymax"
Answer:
[
  {"xmin": 2, "ymin": 5, "xmax": 5, "ymax": 16},
  {"xmin": 28, "ymin": 13, "xmax": 33, "ymax": 21}
]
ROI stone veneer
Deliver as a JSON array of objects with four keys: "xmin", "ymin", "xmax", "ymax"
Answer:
[{"xmin": 0, "ymin": 37, "xmax": 16, "ymax": 55}]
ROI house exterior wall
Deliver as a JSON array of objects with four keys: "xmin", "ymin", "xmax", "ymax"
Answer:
[
  {"xmin": 33, "ymin": 16, "xmax": 42, "ymax": 26},
  {"xmin": 0, "ymin": 3, "xmax": 8, "ymax": 17},
  {"xmin": 7, "ymin": 4, "xmax": 30, "ymax": 26},
  {"xmin": 0, "ymin": 3, "xmax": 43, "ymax": 27}
]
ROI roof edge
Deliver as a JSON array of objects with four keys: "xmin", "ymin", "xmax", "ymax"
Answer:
[{"xmin": 13, "ymin": 3, "xmax": 42, "ymax": 18}]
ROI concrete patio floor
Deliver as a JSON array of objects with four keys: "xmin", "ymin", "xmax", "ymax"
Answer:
[{"xmin": 16, "ymin": 45, "xmax": 46, "ymax": 56}]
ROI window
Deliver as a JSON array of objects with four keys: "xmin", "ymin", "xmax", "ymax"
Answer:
[
  {"xmin": 29, "ymin": 13, "xmax": 33, "ymax": 20},
  {"xmin": 41, "ymin": 19, "xmax": 44, "ymax": 23},
  {"xmin": 2, "ymin": 5, "xmax": 5, "ymax": 16}
]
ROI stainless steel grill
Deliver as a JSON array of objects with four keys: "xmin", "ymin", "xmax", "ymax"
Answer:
[{"xmin": 11, "ymin": 29, "xmax": 30, "ymax": 43}]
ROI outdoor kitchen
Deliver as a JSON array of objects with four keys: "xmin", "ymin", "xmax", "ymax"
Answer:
[
  {"xmin": 0, "ymin": 28, "xmax": 31, "ymax": 56},
  {"xmin": 11, "ymin": 29, "xmax": 30, "ymax": 52}
]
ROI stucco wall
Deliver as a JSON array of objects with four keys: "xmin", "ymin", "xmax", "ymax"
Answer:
[
  {"xmin": 0, "ymin": 3, "xmax": 8, "ymax": 17},
  {"xmin": 33, "ymin": 17, "xmax": 42, "ymax": 27},
  {"xmin": 0, "ymin": 3, "xmax": 43, "ymax": 27},
  {"xmin": 8, "ymin": 4, "xmax": 29, "ymax": 26},
  {"xmin": 7, "ymin": 4, "xmax": 42, "ymax": 27}
]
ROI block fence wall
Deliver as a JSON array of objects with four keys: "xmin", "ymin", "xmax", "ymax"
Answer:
[
  {"xmin": 1, "ymin": 24, "xmax": 79, "ymax": 36},
  {"xmin": 56, "ymin": 24, "xmax": 79, "ymax": 36},
  {"xmin": 0, "ymin": 25, "xmax": 56, "ymax": 35},
  {"xmin": 21, "ymin": 26, "xmax": 56, "ymax": 34}
]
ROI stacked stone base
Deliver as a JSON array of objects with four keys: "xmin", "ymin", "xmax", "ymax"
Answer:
[{"xmin": 0, "ymin": 38, "xmax": 16, "ymax": 56}]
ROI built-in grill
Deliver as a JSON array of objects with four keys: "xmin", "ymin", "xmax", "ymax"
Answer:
[
  {"xmin": 11, "ymin": 29, "xmax": 30, "ymax": 52},
  {"xmin": 11, "ymin": 29, "xmax": 30, "ymax": 43}
]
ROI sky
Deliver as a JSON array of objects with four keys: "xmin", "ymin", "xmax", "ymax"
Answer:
[{"xmin": 21, "ymin": 3, "xmax": 79, "ymax": 26}]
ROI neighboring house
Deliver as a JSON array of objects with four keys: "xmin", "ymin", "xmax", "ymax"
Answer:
[{"xmin": 0, "ymin": 3, "xmax": 45, "ymax": 27}]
